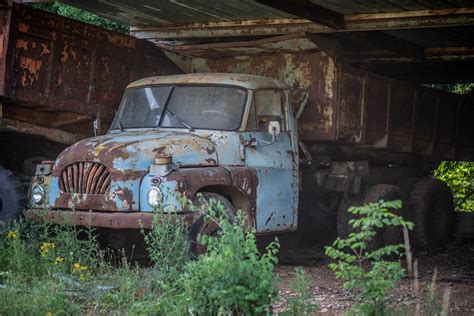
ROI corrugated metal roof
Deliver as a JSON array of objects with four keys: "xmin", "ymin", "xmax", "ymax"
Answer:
[
  {"xmin": 64, "ymin": 0, "xmax": 474, "ymax": 27},
  {"xmin": 64, "ymin": 0, "xmax": 294, "ymax": 26}
]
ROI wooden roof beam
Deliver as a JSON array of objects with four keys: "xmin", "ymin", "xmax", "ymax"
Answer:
[
  {"xmin": 348, "ymin": 31, "xmax": 424, "ymax": 60},
  {"xmin": 132, "ymin": 7, "xmax": 474, "ymax": 39},
  {"xmin": 255, "ymin": 0, "xmax": 345, "ymax": 30}
]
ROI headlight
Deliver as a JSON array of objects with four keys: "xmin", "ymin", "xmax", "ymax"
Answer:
[
  {"xmin": 32, "ymin": 185, "xmax": 45, "ymax": 204},
  {"xmin": 147, "ymin": 187, "xmax": 163, "ymax": 207}
]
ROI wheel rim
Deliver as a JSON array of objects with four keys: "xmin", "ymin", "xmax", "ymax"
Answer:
[{"xmin": 195, "ymin": 219, "xmax": 220, "ymax": 255}]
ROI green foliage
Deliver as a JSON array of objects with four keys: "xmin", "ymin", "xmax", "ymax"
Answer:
[
  {"xmin": 451, "ymin": 83, "xmax": 474, "ymax": 95},
  {"xmin": 142, "ymin": 209, "xmax": 190, "ymax": 276},
  {"xmin": 325, "ymin": 200, "xmax": 414, "ymax": 315},
  {"xmin": 179, "ymin": 199, "xmax": 279, "ymax": 315},
  {"xmin": 434, "ymin": 161, "xmax": 474, "ymax": 212},
  {"xmin": 282, "ymin": 268, "xmax": 317, "ymax": 316},
  {"xmin": 1, "ymin": 195, "xmax": 281, "ymax": 315},
  {"xmin": 31, "ymin": 1, "xmax": 129, "ymax": 34},
  {"xmin": 0, "ymin": 275, "xmax": 80, "ymax": 316},
  {"xmin": 426, "ymin": 282, "xmax": 441, "ymax": 316},
  {"xmin": 428, "ymin": 83, "xmax": 474, "ymax": 94}
]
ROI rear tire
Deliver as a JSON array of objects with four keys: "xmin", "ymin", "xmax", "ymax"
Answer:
[
  {"xmin": 0, "ymin": 166, "xmax": 25, "ymax": 232},
  {"xmin": 409, "ymin": 179, "xmax": 455, "ymax": 249},
  {"xmin": 336, "ymin": 195, "xmax": 363, "ymax": 239},
  {"xmin": 364, "ymin": 184, "xmax": 408, "ymax": 247}
]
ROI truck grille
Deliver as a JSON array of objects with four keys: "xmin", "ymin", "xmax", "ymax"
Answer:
[{"xmin": 59, "ymin": 162, "xmax": 111, "ymax": 194}]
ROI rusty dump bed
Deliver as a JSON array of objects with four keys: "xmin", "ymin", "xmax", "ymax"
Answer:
[
  {"xmin": 0, "ymin": 3, "xmax": 181, "ymax": 143},
  {"xmin": 161, "ymin": 34, "xmax": 474, "ymax": 162}
]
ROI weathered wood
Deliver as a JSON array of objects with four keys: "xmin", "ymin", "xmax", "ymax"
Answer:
[
  {"xmin": 3, "ymin": 118, "xmax": 87, "ymax": 144},
  {"xmin": 256, "ymin": 0, "xmax": 345, "ymax": 30}
]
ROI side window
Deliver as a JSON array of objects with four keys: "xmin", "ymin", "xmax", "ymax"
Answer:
[{"xmin": 254, "ymin": 90, "xmax": 284, "ymax": 132}]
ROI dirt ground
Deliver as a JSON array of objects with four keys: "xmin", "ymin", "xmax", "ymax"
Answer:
[{"xmin": 273, "ymin": 241, "xmax": 474, "ymax": 315}]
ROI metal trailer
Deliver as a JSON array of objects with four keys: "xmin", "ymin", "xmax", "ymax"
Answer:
[
  {"xmin": 0, "ymin": 3, "xmax": 181, "ymax": 225},
  {"xmin": 157, "ymin": 33, "xmax": 473, "ymax": 247}
]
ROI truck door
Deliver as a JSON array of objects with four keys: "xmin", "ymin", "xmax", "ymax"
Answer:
[{"xmin": 242, "ymin": 90, "xmax": 298, "ymax": 233}]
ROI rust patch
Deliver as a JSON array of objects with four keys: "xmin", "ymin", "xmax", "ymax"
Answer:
[
  {"xmin": 19, "ymin": 56, "xmax": 42, "ymax": 87},
  {"xmin": 40, "ymin": 43, "xmax": 50, "ymax": 56},
  {"xmin": 25, "ymin": 209, "xmax": 195, "ymax": 230},
  {"xmin": 18, "ymin": 22, "xmax": 29, "ymax": 33},
  {"xmin": 15, "ymin": 38, "xmax": 28, "ymax": 50}
]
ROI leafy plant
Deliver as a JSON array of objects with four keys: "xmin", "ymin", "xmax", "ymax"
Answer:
[
  {"xmin": 434, "ymin": 161, "xmax": 473, "ymax": 212},
  {"xmin": 283, "ymin": 268, "xmax": 317, "ymax": 316},
  {"xmin": 325, "ymin": 200, "xmax": 414, "ymax": 315},
  {"xmin": 31, "ymin": 1, "xmax": 129, "ymax": 34},
  {"xmin": 179, "ymin": 198, "xmax": 279, "ymax": 315}
]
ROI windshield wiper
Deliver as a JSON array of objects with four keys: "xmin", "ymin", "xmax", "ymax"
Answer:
[
  {"xmin": 114, "ymin": 111, "xmax": 123, "ymax": 131},
  {"xmin": 158, "ymin": 86, "xmax": 194, "ymax": 131},
  {"xmin": 166, "ymin": 108, "xmax": 194, "ymax": 131}
]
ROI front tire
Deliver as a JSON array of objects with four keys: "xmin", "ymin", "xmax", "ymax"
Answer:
[
  {"xmin": 189, "ymin": 192, "xmax": 236, "ymax": 256},
  {"xmin": 0, "ymin": 166, "xmax": 25, "ymax": 232}
]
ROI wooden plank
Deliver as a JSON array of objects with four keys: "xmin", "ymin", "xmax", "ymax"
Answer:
[
  {"xmin": 256, "ymin": 0, "xmax": 345, "ymax": 29},
  {"xmin": 3, "ymin": 118, "xmax": 87, "ymax": 144}
]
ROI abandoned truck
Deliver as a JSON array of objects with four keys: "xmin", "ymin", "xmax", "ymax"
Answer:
[{"xmin": 23, "ymin": 71, "xmax": 470, "ymax": 252}]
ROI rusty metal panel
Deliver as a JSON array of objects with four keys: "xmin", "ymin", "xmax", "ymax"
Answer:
[
  {"xmin": 183, "ymin": 49, "xmax": 338, "ymax": 141},
  {"xmin": 388, "ymin": 82, "xmax": 417, "ymax": 152},
  {"xmin": 364, "ymin": 72, "xmax": 390, "ymax": 147},
  {"xmin": 337, "ymin": 68, "xmax": 365, "ymax": 143},
  {"xmin": 413, "ymin": 89, "xmax": 439, "ymax": 155},
  {"xmin": 0, "ymin": 4, "xmax": 182, "ymax": 133}
]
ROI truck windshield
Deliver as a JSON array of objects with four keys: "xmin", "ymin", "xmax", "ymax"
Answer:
[{"xmin": 110, "ymin": 85, "xmax": 247, "ymax": 130}]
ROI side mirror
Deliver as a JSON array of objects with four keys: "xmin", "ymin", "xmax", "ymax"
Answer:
[
  {"xmin": 93, "ymin": 111, "xmax": 101, "ymax": 136},
  {"xmin": 267, "ymin": 120, "xmax": 281, "ymax": 139}
]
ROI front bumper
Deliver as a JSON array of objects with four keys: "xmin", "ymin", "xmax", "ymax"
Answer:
[{"xmin": 24, "ymin": 209, "xmax": 195, "ymax": 230}]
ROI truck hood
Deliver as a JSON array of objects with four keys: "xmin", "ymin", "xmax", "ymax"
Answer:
[{"xmin": 53, "ymin": 129, "xmax": 218, "ymax": 173}]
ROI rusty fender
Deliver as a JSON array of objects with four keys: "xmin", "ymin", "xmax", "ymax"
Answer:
[{"xmin": 168, "ymin": 166, "xmax": 258, "ymax": 227}]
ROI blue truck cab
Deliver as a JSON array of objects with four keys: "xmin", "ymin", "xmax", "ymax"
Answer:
[{"xmin": 26, "ymin": 73, "xmax": 300, "ymax": 244}]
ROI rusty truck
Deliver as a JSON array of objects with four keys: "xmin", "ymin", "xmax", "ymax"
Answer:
[
  {"xmin": 24, "ymin": 68, "xmax": 472, "ymax": 253},
  {"xmin": 1, "ymin": 4, "xmax": 473, "ymax": 252}
]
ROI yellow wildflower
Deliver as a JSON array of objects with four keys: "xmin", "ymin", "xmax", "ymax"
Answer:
[
  {"xmin": 46, "ymin": 312, "xmax": 53, "ymax": 316},
  {"xmin": 6, "ymin": 230, "xmax": 17, "ymax": 240},
  {"xmin": 39, "ymin": 242, "xmax": 55, "ymax": 256},
  {"xmin": 54, "ymin": 257, "xmax": 64, "ymax": 264},
  {"xmin": 72, "ymin": 262, "xmax": 88, "ymax": 272}
]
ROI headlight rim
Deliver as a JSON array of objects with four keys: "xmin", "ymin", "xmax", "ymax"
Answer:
[
  {"xmin": 147, "ymin": 187, "xmax": 163, "ymax": 207},
  {"xmin": 32, "ymin": 185, "xmax": 45, "ymax": 205}
]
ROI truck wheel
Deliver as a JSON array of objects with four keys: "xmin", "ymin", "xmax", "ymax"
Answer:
[
  {"xmin": 336, "ymin": 195, "xmax": 362, "ymax": 239},
  {"xmin": 0, "ymin": 166, "xmax": 25, "ymax": 231},
  {"xmin": 396, "ymin": 177, "xmax": 420, "ymax": 200},
  {"xmin": 409, "ymin": 179, "xmax": 455, "ymax": 249},
  {"xmin": 190, "ymin": 193, "xmax": 236, "ymax": 256},
  {"xmin": 364, "ymin": 184, "xmax": 409, "ymax": 247}
]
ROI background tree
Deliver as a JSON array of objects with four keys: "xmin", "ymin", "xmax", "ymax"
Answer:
[{"xmin": 31, "ymin": 2, "xmax": 129, "ymax": 34}]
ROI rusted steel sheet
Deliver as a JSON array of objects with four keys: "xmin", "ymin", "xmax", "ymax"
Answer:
[
  {"xmin": 338, "ymin": 66, "xmax": 472, "ymax": 160},
  {"xmin": 166, "ymin": 36, "xmax": 338, "ymax": 141},
  {"xmin": 24, "ymin": 209, "xmax": 195, "ymax": 230},
  {"xmin": 0, "ymin": 4, "xmax": 181, "ymax": 131},
  {"xmin": 160, "ymin": 33, "xmax": 472, "ymax": 160}
]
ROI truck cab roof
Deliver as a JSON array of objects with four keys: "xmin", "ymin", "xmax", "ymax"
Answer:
[{"xmin": 127, "ymin": 73, "xmax": 289, "ymax": 90}]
